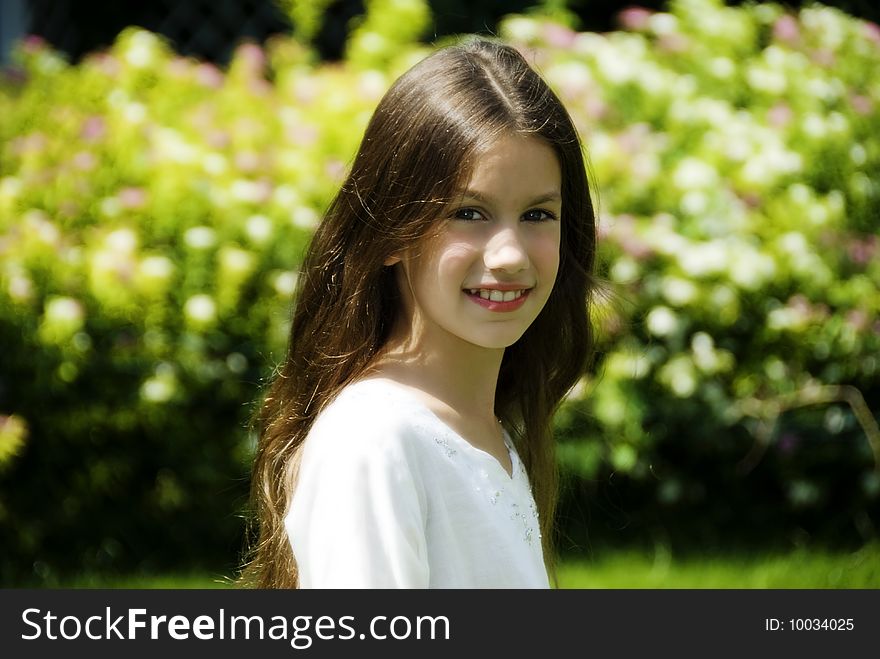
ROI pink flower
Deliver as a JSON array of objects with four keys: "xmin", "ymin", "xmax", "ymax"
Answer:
[
  {"xmin": 207, "ymin": 130, "xmax": 230, "ymax": 149},
  {"xmin": 810, "ymin": 49, "xmax": 835, "ymax": 68},
  {"xmin": 618, "ymin": 7, "xmax": 652, "ymax": 32},
  {"xmin": 81, "ymin": 116, "xmax": 106, "ymax": 141},
  {"xmin": 1, "ymin": 65, "xmax": 27, "ymax": 85},
  {"xmin": 73, "ymin": 151, "xmax": 97, "ymax": 171},
  {"xmin": 847, "ymin": 235, "xmax": 877, "ymax": 265},
  {"xmin": 543, "ymin": 23, "xmax": 577, "ymax": 48},
  {"xmin": 118, "ymin": 187, "xmax": 148, "ymax": 209},
  {"xmin": 11, "ymin": 132, "xmax": 47, "ymax": 156},
  {"xmin": 767, "ymin": 103, "xmax": 793, "ymax": 128},
  {"xmin": 864, "ymin": 21, "xmax": 880, "ymax": 47},
  {"xmin": 617, "ymin": 124, "xmax": 651, "ymax": 153},
  {"xmin": 234, "ymin": 151, "xmax": 261, "ymax": 173},
  {"xmin": 21, "ymin": 35, "xmax": 47, "ymax": 53},
  {"xmin": 287, "ymin": 124, "xmax": 318, "ymax": 146},
  {"xmin": 236, "ymin": 42, "xmax": 266, "ymax": 75},
  {"xmin": 168, "ymin": 57, "xmax": 190, "ymax": 78},
  {"xmin": 657, "ymin": 33, "xmax": 689, "ymax": 54},
  {"xmin": 324, "ymin": 159, "xmax": 346, "ymax": 181},
  {"xmin": 87, "ymin": 53, "xmax": 120, "ymax": 77},
  {"xmin": 584, "ymin": 95, "xmax": 608, "ymax": 121},
  {"xmin": 773, "ymin": 15, "xmax": 801, "ymax": 44},
  {"xmin": 195, "ymin": 63, "xmax": 224, "ymax": 88},
  {"xmin": 850, "ymin": 94, "xmax": 873, "ymax": 116},
  {"xmin": 845, "ymin": 309, "xmax": 869, "ymax": 332}
]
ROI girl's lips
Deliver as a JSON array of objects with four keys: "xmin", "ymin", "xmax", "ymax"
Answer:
[{"xmin": 464, "ymin": 289, "xmax": 530, "ymax": 312}]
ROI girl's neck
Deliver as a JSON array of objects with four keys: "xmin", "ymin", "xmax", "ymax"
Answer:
[{"xmin": 365, "ymin": 332, "xmax": 503, "ymax": 427}]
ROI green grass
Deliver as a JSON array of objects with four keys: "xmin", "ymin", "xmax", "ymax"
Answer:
[
  {"xmin": 556, "ymin": 542, "xmax": 880, "ymax": 588},
  {"xmin": 48, "ymin": 542, "xmax": 880, "ymax": 588},
  {"xmin": 61, "ymin": 571, "xmax": 235, "ymax": 589}
]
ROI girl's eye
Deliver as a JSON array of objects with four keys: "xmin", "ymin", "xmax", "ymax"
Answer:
[
  {"xmin": 523, "ymin": 209, "xmax": 557, "ymax": 222},
  {"xmin": 453, "ymin": 208, "xmax": 484, "ymax": 221}
]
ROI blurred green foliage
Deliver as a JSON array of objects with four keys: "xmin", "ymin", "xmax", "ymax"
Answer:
[{"xmin": 0, "ymin": 0, "xmax": 878, "ymax": 582}]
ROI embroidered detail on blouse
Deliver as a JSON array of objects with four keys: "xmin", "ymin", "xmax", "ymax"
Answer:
[
  {"xmin": 404, "ymin": 396, "xmax": 540, "ymax": 548},
  {"xmin": 433, "ymin": 435, "xmax": 457, "ymax": 458},
  {"xmin": 510, "ymin": 501, "xmax": 538, "ymax": 545}
]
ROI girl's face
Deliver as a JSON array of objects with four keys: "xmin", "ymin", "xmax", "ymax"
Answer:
[{"xmin": 390, "ymin": 134, "xmax": 562, "ymax": 352}]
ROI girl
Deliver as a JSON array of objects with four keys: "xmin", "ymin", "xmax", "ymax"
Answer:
[{"xmin": 241, "ymin": 37, "xmax": 596, "ymax": 588}]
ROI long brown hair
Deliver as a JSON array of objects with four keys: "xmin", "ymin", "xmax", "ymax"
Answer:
[{"xmin": 240, "ymin": 37, "xmax": 597, "ymax": 588}]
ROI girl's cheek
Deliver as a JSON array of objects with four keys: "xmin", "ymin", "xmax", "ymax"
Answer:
[{"xmin": 531, "ymin": 232, "xmax": 562, "ymax": 261}]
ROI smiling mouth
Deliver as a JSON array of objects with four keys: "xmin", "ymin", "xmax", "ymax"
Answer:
[{"xmin": 465, "ymin": 288, "xmax": 530, "ymax": 302}]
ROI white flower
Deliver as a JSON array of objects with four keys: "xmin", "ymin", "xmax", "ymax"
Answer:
[
  {"xmin": 802, "ymin": 114, "xmax": 826, "ymax": 138},
  {"xmin": 245, "ymin": 214, "xmax": 273, "ymax": 245},
  {"xmin": 662, "ymin": 276, "xmax": 699, "ymax": 306},
  {"xmin": 272, "ymin": 184, "xmax": 300, "ymax": 209},
  {"xmin": 230, "ymin": 179, "xmax": 264, "ymax": 203},
  {"xmin": 646, "ymin": 306, "xmax": 680, "ymax": 337},
  {"xmin": 155, "ymin": 128, "xmax": 197, "ymax": 164},
  {"xmin": 746, "ymin": 64, "xmax": 787, "ymax": 95},
  {"xmin": 680, "ymin": 190, "xmax": 709, "ymax": 216},
  {"xmin": 124, "ymin": 31, "xmax": 160, "ymax": 68},
  {"xmin": 220, "ymin": 248, "xmax": 255, "ymax": 277},
  {"xmin": 850, "ymin": 144, "xmax": 867, "ymax": 166},
  {"xmin": 768, "ymin": 307, "xmax": 807, "ymax": 331},
  {"xmin": 106, "ymin": 227, "xmax": 138, "ymax": 253},
  {"xmin": 123, "ymin": 102, "xmax": 147, "ymax": 124},
  {"xmin": 708, "ymin": 285, "xmax": 739, "ymax": 325},
  {"xmin": 501, "ymin": 16, "xmax": 541, "ymax": 42},
  {"xmin": 202, "ymin": 153, "xmax": 227, "ymax": 176},
  {"xmin": 273, "ymin": 271, "xmax": 299, "ymax": 297},
  {"xmin": 595, "ymin": 47, "xmax": 635, "ymax": 85},
  {"xmin": 691, "ymin": 332, "xmax": 733, "ymax": 374},
  {"xmin": 184, "ymin": 294, "xmax": 217, "ymax": 325},
  {"xmin": 779, "ymin": 231, "xmax": 809, "ymax": 256},
  {"xmin": 141, "ymin": 255, "xmax": 173, "ymax": 278},
  {"xmin": 8, "ymin": 275, "xmax": 33, "ymax": 301},
  {"xmin": 658, "ymin": 355, "xmax": 697, "ymax": 397},
  {"xmin": 45, "ymin": 297, "xmax": 84, "ymax": 325},
  {"xmin": 648, "ymin": 13, "xmax": 679, "ymax": 35},
  {"xmin": 801, "ymin": 6, "xmax": 846, "ymax": 50},
  {"xmin": 677, "ymin": 241, "xmax": 727, "ymax": 278},
  {"xmin": 39, "ymin": 296, "xmax": 86, "ymax": 344},
  {"xmin": 788, "ymin": 183, "xmax": 811, "ymax": 204},
  {"xmin": 673, "ymin": 157, "xmax": 718, "ymax": 191},
  {"xmin": 606, "ymin": 351, "xmax": 650, "ymax": 379},
  {"xmin": 356, "ymin": 32, "xmax": 387, "ymax": 56},
  {"xmin": 184, "ymin": 226, "xmax": 217, "ymax": 250},
  {"xmin": 709, "ymin": 57, "xmax": 734, "ymax": 78},
  {"xmin": 728, "ymin": 247, "xmax": 776, "ymax": 290},
  {"xmin": 610, "ymin": 258, "xmax": 639, "ymax": 283},
  {"xmin": 99, "ymin": 197, "xmax": 122, "ymax": 218},
  {"xmin": 291, "ymin": 206, "xmax": 319, "ymax": 230},
  {"xmin": 141, "ymin": 377, "xmax": 175, "ymax": 403},
  {"xmin": 0, "ymin": 177, "xmax": 22, "ymax": 203},
  {"xmin": 358, "ymin": 70, "xmax": 387, "ymax": 100}
]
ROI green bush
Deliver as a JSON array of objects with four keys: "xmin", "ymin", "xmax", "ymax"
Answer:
[
  {"xmin": 534, "ymin": 0, "xmax": 880, "ymax": 546},
  {"xmin": 0, "ymin": 0, "xmax": 878, "ymax": 581}
]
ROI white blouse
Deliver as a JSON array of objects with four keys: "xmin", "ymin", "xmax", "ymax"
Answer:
[{"xmin": 285, "ymin": 377, "xmax": 549, "ymax": 588}]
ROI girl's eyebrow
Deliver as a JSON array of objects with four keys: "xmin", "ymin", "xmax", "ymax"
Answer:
[{"xmin": 459, "ymin": 190, "xmax": 562, "ymax": 205}]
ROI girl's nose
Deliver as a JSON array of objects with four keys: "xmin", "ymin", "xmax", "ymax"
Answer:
[{"xmin": 483, "ymin": 225, "xmax": 529, "ymax": 273}]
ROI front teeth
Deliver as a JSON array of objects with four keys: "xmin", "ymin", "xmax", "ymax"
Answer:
[{"xmin": 468, "ymin": 289, "xmax": 525, "ymax": 302}]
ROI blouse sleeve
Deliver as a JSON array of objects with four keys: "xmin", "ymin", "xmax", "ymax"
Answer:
[{"xmin": 284, "ymin": 412, "xmax": 430, "ymax": 588}]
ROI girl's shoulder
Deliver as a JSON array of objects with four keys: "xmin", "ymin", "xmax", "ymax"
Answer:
[{"xmin": 303, "ymin": 377, "xmax": 433, "ymax": 461}]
